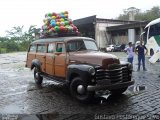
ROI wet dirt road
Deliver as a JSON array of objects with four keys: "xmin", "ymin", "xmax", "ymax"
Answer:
[{"xmin": 0, "ymin": 52, "xmax": 160, "ymax": 120}]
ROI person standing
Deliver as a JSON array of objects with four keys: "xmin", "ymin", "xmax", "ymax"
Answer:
[
  {"xmin": 124, "ymin": 42, "xmax": 134, "ymax": 65},
  {"xmin": 135, "ymin": 40, "xmax": 148, "ymax": 71}
]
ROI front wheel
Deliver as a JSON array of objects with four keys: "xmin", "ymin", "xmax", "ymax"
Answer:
[
  {"xmin": 34, "ymin": 67, "xmax": 43, "ymax": 85},
  {"xmin": 110, "ymin": 87, "xmax": 128, "ymax": 95},
  {"xmin": 70, "ymin": 77, "xmax": 95, "ymax": 102}
]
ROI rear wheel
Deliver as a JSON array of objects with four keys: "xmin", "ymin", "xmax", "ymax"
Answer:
[
  {"xmin": 70, "ymin": 77, "xmax": 95, "ymax": 102},
  {"xmin": 111, "ymin": 87, "xmax": 128, "ymax": 95},
  {"xmin": 34, "ymin": 67, "xmax": 43, "ymax": 85}
]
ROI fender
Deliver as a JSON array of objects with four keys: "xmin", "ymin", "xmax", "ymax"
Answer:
[
  {"xmin": 67, "ymin": 64, "xmax": 94, "ymax": 84},
  {"xmin": 31, "ymin": 59, "xmax": 41, "ymax": 71}
]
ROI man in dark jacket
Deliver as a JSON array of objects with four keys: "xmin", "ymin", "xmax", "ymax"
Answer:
[{"xmin": 135, "ymin": 40, "xmax": 148, "ymax": 71}]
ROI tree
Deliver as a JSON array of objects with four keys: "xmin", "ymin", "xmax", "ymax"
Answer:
[
  {"xmin": 3, "ymin": 25, "xmax": 39, "ymax": 52},
  {"xmin": 5, "ymin": 26, "xmax": 25, "ymax": 43},
  {"xmin": 117, "ymin": 6, "xmax": 160, "ymax": 21},
  {"xmin": 118, "ymin": 7, "xmax": 140, "ymax": 20},
  {"xmin": 0, "ymin": 37, "xmax": 9, "ymax": 42},
  {"xmin": 24, "ymin": 25, "xmax": 37, "ymax": 42},
  {"xmin": 140, "ymin": 6, "xmax": 160, "ymax": 21}
]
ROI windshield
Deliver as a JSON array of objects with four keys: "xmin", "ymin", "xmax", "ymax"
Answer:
[
  {"xmin": 148, "ymin": 23, "xmax": 160, "ymax": 38},
  {"xmin": 67, "ymin": 39, "xmax": 98, "ymax": 52}
]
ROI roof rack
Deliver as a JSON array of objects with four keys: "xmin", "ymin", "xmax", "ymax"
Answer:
[{"xmin": 40, "ymin": 32, "xmax": 80, "ymax": 39}]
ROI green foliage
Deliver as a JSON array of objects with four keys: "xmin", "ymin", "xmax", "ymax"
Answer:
[
  {"xmin": 24, "ymin": 25, "xmax": 38, "ymax": 42},
  {"xmin": 117, "ymin": 6, "xmax": 160, "ymax": 21},
  {"xmin": 0, "ymin": 25, "xmax": 38, "ymax": 54},
  {"xmin": 6, "ymin": 26, "xmax": 25, "ymax": 42},
  {"xmin": 0, "ymin": 37, "xmax": 31, "ymax": 53}
]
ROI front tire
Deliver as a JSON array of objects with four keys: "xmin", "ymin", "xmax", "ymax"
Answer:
[
  {"xmin": 34, "ymin": 67, "xmax": 43, "ymax": 85},
  {"xmin": 70, "ymin": 77, "xmax": 95, "ymax": 102}
]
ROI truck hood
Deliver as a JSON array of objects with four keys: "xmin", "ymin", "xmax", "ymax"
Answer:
[{"xmin": 69, "ymin": 51, "xmax": 120, "ymax": 69}]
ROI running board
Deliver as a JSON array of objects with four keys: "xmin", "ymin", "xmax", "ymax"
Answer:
[{"xmin": 41, "ymin": 73, "xmax": 69, "ymax": 87}]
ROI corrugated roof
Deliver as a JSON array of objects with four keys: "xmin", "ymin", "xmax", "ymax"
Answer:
[{"xmin": 73, "ymin": 15, "xmax": 96, "ymax": 26}]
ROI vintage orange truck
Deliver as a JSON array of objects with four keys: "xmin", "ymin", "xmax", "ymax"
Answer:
[{"xmin": 26, "ymin": 36, "xmax": 134, "ymax": 102}]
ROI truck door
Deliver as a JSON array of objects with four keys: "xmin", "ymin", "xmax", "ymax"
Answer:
[
  {"xmin": 36, "ymin": 44, "xmax": 46, "ymax": 72},
  {"xmin": 54, "ymin": 42, "xmax": 66, "ymax": 78},
  {"xmin": 45, "ymin": 43, "xmax": 55, "ymax": 75}
]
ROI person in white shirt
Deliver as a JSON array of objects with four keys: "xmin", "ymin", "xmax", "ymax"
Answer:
[{"xmin": 124, "ymin": 42, "xmax": 134, "ymax": 65}]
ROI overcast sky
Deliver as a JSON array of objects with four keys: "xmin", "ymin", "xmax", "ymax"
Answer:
[{"xmin": 0, "ymin": 0, "xmax": 159, "ymax": 36}]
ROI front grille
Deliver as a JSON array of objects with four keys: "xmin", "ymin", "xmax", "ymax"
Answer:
[{"xmin": 95, "ymin": 64, "xmax": 130, "ymax": 84}]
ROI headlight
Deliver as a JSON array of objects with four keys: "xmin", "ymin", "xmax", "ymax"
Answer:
[{"xmin": 88, "ymin": 67, "xmax": 95, "ymax": 76}]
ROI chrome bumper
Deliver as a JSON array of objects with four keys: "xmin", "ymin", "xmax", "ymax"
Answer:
[{"xmin": 87, "ymin": 80, "xmax": 134, "ymax": 91}]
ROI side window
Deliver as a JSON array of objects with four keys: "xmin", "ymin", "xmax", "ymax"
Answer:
[
  {"xmin": 56, "ymin": 43, "xmax": 65, "ymax": 52},
  {"xmin": 149, "ymin": 24, "xmax": 160, "ymax": 38},
  {"xmin": 47, "ymin": 43, "xmax": 55, "ymax": 53},
  {"xmin": 29, "ymin": 45, "xmax": 36, "ymax": 52},
  {"xmin": 67, "ymin": 41, "xmax": 77, "ymax": 51},
  {"xmin": 67, "ymin": 40, "xmax": 85, "ymax": 52},
  {"xmin": 37, "ymin": 44, "xmax": 46, "ymax": 53}
]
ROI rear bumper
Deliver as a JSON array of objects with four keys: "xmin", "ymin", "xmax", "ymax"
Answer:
[{"xmin": 87, "ymin": 80, "xmax": 134, "ymax": 91}]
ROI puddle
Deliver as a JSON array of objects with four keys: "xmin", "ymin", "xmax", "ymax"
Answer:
[
  {"xmin": 1, "ymin": 113, "xmax": 59, "ymax": 120},
  {"xmin": 9, "ymin": 85, "xmax": 28, "ymax": 92},
  {"xmin": 93, "ymin": 86, "xmax": 146, "ymax": 104},
  {"xmin": 128, "ymin": 85, "xmax": 146, "ymax": 92},
  {"xmin": 1, "ymin": 91, "xmax": 26, "ymax": 97},
  {"xmin": 28, "ymin": 80, "xmax": 60, "ymax": 89},
  {"xmin": 1, "ymin": 104, "xmax": 23, "ymax": 113},
  {"xmin": 27, "ymin": 85, "xmax": 43, "ymax": 91},
  {"xmin": 20, "ymin": 115, "xmax": 40, "ymax": 120},
  {"xmin": 124, "ymin": 85, "xmax": 146, "ymax": 97},
  {"xmin": 43, "ymin": 81, "xmax": 59, "ymax": 85}
]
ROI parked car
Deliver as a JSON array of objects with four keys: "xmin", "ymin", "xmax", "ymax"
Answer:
[
  {"xmin": 120, "ymin": 44, "xmax": 126, "ymax": 51},
  {"xmin": 106, "ymin": 44, "xmax": 115, "ymax": 52},
  {"xmin": 26, "ymin": 35, "xmax": 134, "ymax": 102},
  {"xmin": 113, "ymin": 45, "xmax": 121, "ymax": 52}
]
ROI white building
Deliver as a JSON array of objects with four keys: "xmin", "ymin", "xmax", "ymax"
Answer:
[{"xmin": 73, "ymin": 15, "xmax": 149, "ymax": 50}]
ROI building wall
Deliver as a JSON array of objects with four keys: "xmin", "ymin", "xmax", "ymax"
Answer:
[
  {"xmin": 73, "ymin": 16, "xmax": 148, "ymax": 49},
  {"xmin": 110, "ymin": 28, "xmax": 142, "ymax": 46},
  {"xmin": 95, "ymin": 22, "xmax": 123, "ymax": 48},
  {"xmin": 112, "ymin": 35, "xmax": 128, "ymax": 45}
]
